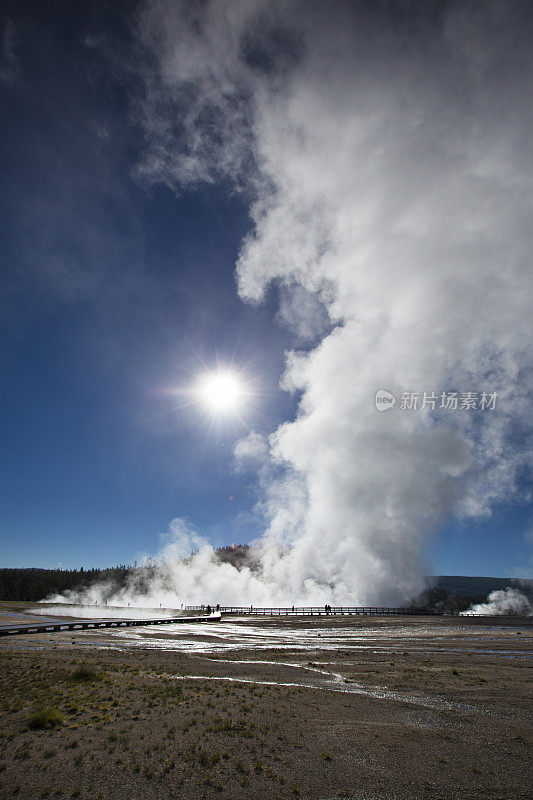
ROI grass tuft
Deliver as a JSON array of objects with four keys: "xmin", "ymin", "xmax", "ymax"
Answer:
[
  {"xmin": 70, "ymin": 666, "xmax": 103, "ymax": 683},
  {"xmin": 27, "ymin": 707, "xmax": 63, "ymax": 730}
]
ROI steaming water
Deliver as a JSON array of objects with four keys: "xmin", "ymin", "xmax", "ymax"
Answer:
[
  {"xmin": 94, "ymin": 619, "xmax": 532, "ymax": 659},
  {"xmin": 0, "ymin": 610, "xmax": 68, "ymax": 624},
  {"xmin": 33, "ymin": 604, "xmax": 181, "ymax": 620}
]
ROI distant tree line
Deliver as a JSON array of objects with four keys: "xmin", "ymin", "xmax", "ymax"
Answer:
[{"xmin": 0, "ymin": 566, "xmax": 131, "ymax": 602}]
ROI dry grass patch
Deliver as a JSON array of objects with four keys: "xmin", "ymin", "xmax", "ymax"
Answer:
[{"xmin": 26, "ymin": 707, "xmax": 63, "ymax": 730}]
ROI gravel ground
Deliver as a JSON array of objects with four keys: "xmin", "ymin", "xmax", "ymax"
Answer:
[{"xmin": 0, "ymin": 611, "xmax": 531, "ymax": 800}]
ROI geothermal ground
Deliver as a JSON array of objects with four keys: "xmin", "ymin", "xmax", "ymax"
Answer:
[{"xmin": 0, "ymin": 604, "xmax": 531, "ymax": 800}]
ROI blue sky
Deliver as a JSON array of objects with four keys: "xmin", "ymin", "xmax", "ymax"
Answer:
[
  {"xmin": 1, "ymin": 0, "xmax": 531, "ymax": 584},
  {"xmin": 0, "ymin": 1, "xmax": 290, "ymax": 567}
]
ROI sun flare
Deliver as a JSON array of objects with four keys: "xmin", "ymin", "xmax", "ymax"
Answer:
[{"xmin": 197, "ymin": 371, "xmax": 245, "ymax": 412}]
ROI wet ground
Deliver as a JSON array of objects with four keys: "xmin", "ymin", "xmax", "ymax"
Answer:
[{"xmin": 0, "ymin": 609, "xmax": 531, "ymax": 799}]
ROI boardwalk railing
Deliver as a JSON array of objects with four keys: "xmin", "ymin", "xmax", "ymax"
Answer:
[{"xmin": 184, "ymin": 605, "xmax": 440, "ymax": 616}]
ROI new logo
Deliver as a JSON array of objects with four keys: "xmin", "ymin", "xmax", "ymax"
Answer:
[{"xmin": 375, "ymin": 389, "xmax": 396, "ymax": 411}]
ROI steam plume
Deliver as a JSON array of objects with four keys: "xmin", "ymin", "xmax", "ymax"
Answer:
[
  {"xmin": 51, "ymin": 1, "xmax": 532, "ymax": 607},
  {"xmin": 464, "ymin": 588, "xmax": 533, "ymax": 617}
]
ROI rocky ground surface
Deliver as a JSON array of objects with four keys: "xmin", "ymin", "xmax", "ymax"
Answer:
[{"xmin": 0, "ymin": 607, "xmax": 531, "ymax": 800}]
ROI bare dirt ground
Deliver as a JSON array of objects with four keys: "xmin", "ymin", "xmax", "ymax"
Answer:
[{"xmin": 0, "ymin": 608, "xmax": 531, "ymax": 800}]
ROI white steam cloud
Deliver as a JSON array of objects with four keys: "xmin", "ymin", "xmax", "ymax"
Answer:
[
  {"xmin": 52, "ymin": 1, "xmax": 532, "ymax": 608},
  {"xmin": 464, "ymin": 588, "xmax": 533, "ymax": 617}
]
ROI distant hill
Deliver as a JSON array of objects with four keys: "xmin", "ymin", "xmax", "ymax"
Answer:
[{"xmin": 432, "ymin": 575, "xmax": 532, "ymax": 597}]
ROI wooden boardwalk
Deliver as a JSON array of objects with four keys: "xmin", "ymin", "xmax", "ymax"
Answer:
[
  {"xmin": 0, "ymin": 613, "xmax": 220, "ymax": 638},
  {"xmin": 185, "ymin": 605, "xmax": 439, "ymax": 616}
]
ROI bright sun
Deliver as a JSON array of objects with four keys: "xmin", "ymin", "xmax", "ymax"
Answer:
[{"xmin": 197, "ymin": 371, "xmax": 245, "ymax": 412}]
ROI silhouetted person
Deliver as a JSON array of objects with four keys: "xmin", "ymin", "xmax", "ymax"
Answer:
[
  {"xmin": 216, "ymin": 604, "xmax": 220, "ymax": 612},
  {"xmin": 207, "ymin": 604, "xmax": 211, "ymax": 614}
]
